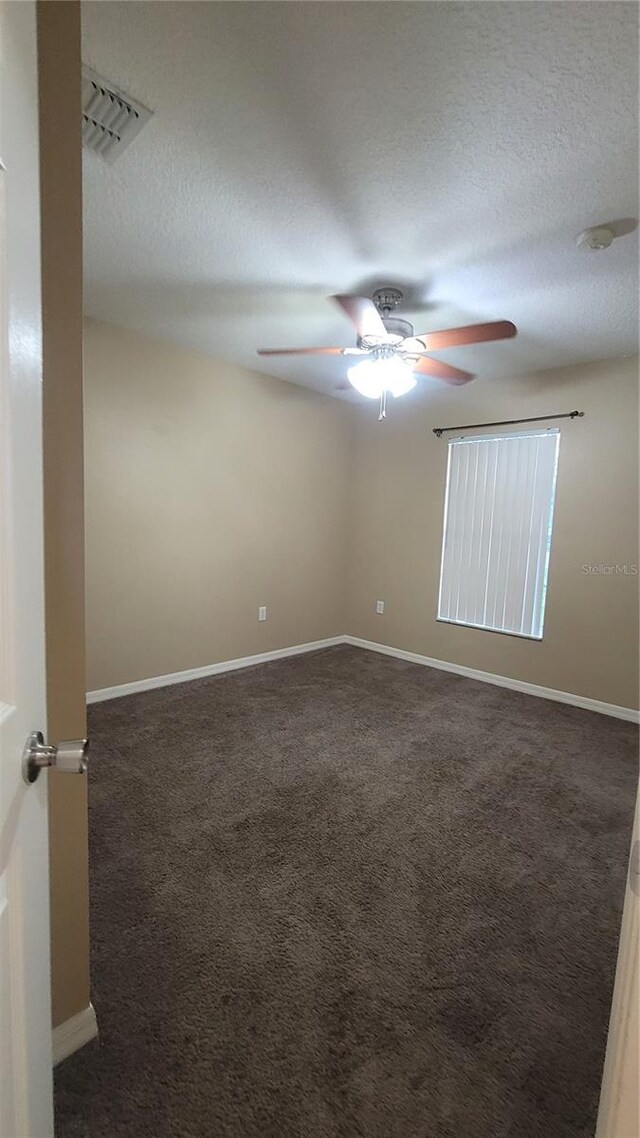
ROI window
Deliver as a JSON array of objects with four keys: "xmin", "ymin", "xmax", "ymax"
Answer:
[{"xmin": 437, "ymin": 429, "xmax": 560, "ymax": 640}]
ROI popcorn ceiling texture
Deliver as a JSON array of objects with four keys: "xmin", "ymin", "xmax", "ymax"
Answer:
[
  {"xmin": 81, "ymin": 2, "xmax": 639, "ymax": 400},
  {"xmin": 54, "ymin": 646, "xmax": 637, "ymax": 1137}
]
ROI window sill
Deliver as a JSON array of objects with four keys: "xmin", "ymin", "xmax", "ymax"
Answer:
[{"xmin": 436, "ymin": 617, "xmax": 543, "ymax": 642}]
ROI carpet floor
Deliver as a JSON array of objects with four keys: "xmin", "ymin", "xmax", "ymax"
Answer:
[{"xmin": 54, "ymin": 645, "xmax": 638, "ymax": 1138}]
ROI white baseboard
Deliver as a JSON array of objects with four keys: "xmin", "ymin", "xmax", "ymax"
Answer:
[
  {"xmin": 86, "ymin": 632, "xmax": 639, "ymax": 723},
  {"xmin": 86, "ymin": 636, "xmax": 345, "ymax": 703},
  {"xmin": 343, "ymin": 636, "xmax": 640, "ymax": 724},
  {"xmin": 52, "ymin": 1002, "xmax": 98, "ymax": 1066}
]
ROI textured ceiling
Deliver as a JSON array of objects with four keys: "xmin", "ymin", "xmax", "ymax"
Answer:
[{"xmin": 82, "ymin": 1, "xmax": 639, "ymax": 400}]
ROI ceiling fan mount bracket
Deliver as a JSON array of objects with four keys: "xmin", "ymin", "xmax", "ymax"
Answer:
[{"xmin": 373, "ymin": 287, "xmax": 403, "ymax": 316}]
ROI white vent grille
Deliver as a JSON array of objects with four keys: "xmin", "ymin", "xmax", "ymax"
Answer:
[{"xmin": 82, "ymin": 66, "xmax": 152, "ymax": 163}]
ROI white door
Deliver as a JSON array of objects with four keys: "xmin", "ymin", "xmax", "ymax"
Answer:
[{"xmin": 1, "ymin": 2, "xmax": 54, "ymax": 1135}]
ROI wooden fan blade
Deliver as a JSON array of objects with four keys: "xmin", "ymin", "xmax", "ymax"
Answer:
[
  {"xmin": 412, "ymin": 321, "xmax": 517, "ymax": 352},
  {"xmin": 257, "ymin": 347, "xmax": 346, "ymax": 356},
  {"xmin": 332, "ymin": 295, "xmax": 386, "ymax": 339},
  {"xmin": 412, "ymin": 356, "xmax": 474, "ymax": 385}
]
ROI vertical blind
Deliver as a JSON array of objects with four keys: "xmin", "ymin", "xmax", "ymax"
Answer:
[{"xmin": 437, "ymin": 429, "xmax": 560, "ymax": 640}]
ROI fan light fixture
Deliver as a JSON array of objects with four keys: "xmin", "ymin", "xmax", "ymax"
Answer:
[
  {"xmin": 257, "ymin": 290, "xmax": 518, "ymax": 420},
  {"xmin": 347, "ymin": 357, "xmax": 417, "ymax": 399}
]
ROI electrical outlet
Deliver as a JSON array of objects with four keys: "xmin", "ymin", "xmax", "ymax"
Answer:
[
  {"xmin": 375, "ymin": 600, "xmax": 385, "ymax": 615},
  {"xmin": 258, "ymin": 606, "xmax": 267, "ymax": 622}
]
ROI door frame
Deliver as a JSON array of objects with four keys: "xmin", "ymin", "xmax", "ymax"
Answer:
[{"xmin": 596, "ymin": 796, "xmax": 639, "ymax": 1138}]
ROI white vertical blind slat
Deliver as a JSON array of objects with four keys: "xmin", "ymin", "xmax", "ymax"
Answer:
[
  {"xmin": 468, "ymin": 440, "xmax": 487, "ymax": 626},
  {"xmin": 438, "ymin": 430, "xmax": 560, "ymax": 640},
  {"xmin": 480, "ymin": 439, "xmax": 499, "ymax": 628},
  {"xmin": 509, "ymin": 434, "xmax": 535, "ymax": 635},
  {"xmin": 453, "ymin": 441, "xmax": 470, "ymax": 622},
  {"xmin": 502, "ymin": 437, "xmax": 526, "ymax": 632},
  {"xmin": 519, "ymin": 436, "xmax": 541, "ymax": 635},
  {"xmin": 486, "ymin": 438, "xmax": 508, "ymax": 630},
  {"xmin": 443, "ymin": 442, "xmax": 462, "ymax": 618},
  {"xmin": 456, "ymin": 444, "xmax": 470, "ymax": 624},
  {"xmin": 441, "ymin": 460, "xmax": 453, "ymax": 618},
  {"xmin": 530, "ymin": 433, "xmax": 560, "ymax": 637}
]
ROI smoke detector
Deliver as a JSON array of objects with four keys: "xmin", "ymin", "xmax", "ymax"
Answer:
[
  {"xmin": 82, "ymin": 65, "xmax": 152, "ymax": 163},
  {"xmin": 577, "ymin": 225, "xmax": 615, "ymax": 251}
]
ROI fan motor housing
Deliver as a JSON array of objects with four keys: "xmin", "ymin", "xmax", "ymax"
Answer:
[{"xmin": 382, "ymin": 316, "xmax": 414, "ymax": 340}]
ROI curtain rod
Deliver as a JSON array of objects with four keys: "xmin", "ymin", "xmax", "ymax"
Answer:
[{"xmin": 432, "ymin": 411, "xmax": 584, "ymax": 438}]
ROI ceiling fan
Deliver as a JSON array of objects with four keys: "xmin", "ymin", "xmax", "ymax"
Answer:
[{"xmin": 258, "ymin": 289, "xmax": 517, "ymax": 418}]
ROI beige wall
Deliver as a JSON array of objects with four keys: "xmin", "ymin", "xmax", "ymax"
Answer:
[
  {"xmin": 84, "ymin": 319, "xmax": 353, "ymax": 692},
  {"xmin": 38, "ymin": 0, "xmax": 91, "ymax": 1030},
  {"xmin": 86, "ymin": 337, "xmax": 638, "ymax": 711},
  {"xmin": 346, "ymin": 355, "xmax": 639, "ymax": 710}
]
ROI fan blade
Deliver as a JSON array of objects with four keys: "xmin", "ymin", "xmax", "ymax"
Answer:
[
  {"xmin": 257, "ymin": 347, "xmax": 346, "ymax": 356},
  {"xmin": 411, "ymin": 320, "xmax": 517, "ymax": 351},
  {"xmin": 412, "ymin": 356, "xmax": 474, "ymax": 385},
  {"xmin": 332, "ymin": 295, "xmax": 386, "ymax": 339}
]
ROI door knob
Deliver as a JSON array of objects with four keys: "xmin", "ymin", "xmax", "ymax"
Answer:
[{"xmin": 22, "ymin": 731, "xmax": 89, "ymax": 784}]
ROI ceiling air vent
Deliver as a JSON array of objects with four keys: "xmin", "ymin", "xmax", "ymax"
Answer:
[{"xmin": 82, "ymin": 65, "xmax": 152, "ymax": 163}]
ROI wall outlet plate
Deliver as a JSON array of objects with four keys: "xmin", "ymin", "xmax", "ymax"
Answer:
[
  {"xmin": 258, "ymin": 606, "xmax": 267, "ymax": 621},
  {"xmin": 376, "ymin": 600, "xmax": 385, "ymax": 615}
]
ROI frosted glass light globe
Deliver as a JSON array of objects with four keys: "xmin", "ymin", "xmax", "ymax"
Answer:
[{"xmin": 347, "ymin": 357, "xmax": 417, "ymax": 399}]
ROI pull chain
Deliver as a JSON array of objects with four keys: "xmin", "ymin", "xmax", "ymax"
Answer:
[{"xmin": 378, "ymin": 388, "xmax": 387, "ymax": 421}]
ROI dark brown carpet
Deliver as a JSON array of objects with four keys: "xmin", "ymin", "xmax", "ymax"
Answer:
[{"xmin": 54, "ymin": 645, "xmax": 638, "ymax": 1138}]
